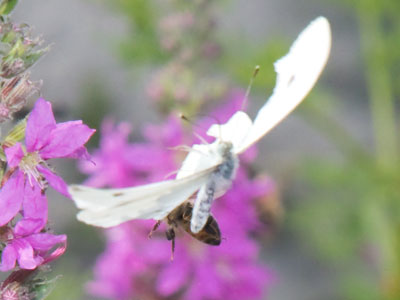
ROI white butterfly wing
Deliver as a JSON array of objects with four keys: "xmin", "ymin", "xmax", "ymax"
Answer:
[
  {"xmin": 69, "ymin": 169, "xmax": 213, "ymax": 228},
  {"xmin": 69, "ymin": 16, "xmax": 331, "ymax": 229},
  {"xmin": 176, "ymin": 142, "xmax": 225, "ymax": 179},
  {"xmin": 236, "ymin": 16, "xmax": 331, "ymax": 153}
]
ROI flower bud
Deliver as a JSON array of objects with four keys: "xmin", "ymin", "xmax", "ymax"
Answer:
[
  {"xmin": 0, "ymin": 282, "xmax": 29, "ymax": 300},
  {"xmin": 0, "ymin": 20, "xmax": 47, "ymax": 78},
  {"xmin": 0, "ymin": 225, "xmax": 13, "ymax": 243},
  {"xmin": 0, "ymin": 73, "xmax": 40, "ymax": 122}
]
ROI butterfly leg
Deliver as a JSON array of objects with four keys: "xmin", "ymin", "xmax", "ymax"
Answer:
[{"xmin": 148, "ymin": 220, "xmax": 162, "ymax": 239}]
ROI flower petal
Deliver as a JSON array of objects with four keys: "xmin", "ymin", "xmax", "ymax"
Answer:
[
  {"xmin": 0, "ymin": 243, "xmax": 17, "ymax": 271},
  {"xmin": 25, "ymin": 98, "xmax": 56, "ymax": 152},
  {"xmin": 13, "ymin": 238, "xmax": 42, "ymax": 269},
  {"xmin": 25, "ymin": 233, "xmax": 67, "ymax": 251},
  {"xmin": 0, "ymin": 171, "xmax": 24, "ymax": 226},
  {"xmin": 143, "ymin": 115, "xmax": 183, "ymax": 147},
  {"xmin": 14, "ymin": 218, "xmax": 44, "ymax": 236},
  {"xmin": 22, "ymin": 180, "xmax": 48, "ymax": 225},
  {"xmin": 156, "ymin": 254, "xmax": 189, "ymax": 296},
  {"xmin": 37, "ymin": 165, "xmax": 70, "ymax": 198},
  {"xmin": 39, "ymin": 121, "xmax": 95, "ymax": 159},
  {"xmin": 4, "ymin": 143, "xmax": 24, "ymax": 168},
  {"xmin": 65, "ymin": 146, "xmax": 92, "ymax": 160}
]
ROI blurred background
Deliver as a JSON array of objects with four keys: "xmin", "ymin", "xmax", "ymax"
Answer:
[{"xmin": 9, "ymin": 0, "xmax": 400, "ymax": 299}]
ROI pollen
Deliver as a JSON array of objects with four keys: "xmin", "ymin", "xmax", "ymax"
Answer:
[{"xmin": 19, "ymin": 151, "xmax": 43, "ymax": 187}]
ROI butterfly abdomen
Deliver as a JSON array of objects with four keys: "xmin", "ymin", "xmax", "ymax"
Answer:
[
  {"xmin": 190, "ymin": 146, "xmax": 239, "ymax": 233},
  {"xmin": 191, "ymin": 177, "xmax": 216, "ymax": 233}
]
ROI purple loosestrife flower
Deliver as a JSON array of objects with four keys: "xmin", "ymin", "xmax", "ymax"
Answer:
[
  {"xmin": 4, "ymin": 98, "xmax": 95, "ymax": 197},
  {"xmin": 0, "ymin": 97, "xmax": 94, "ymax": 272},
  {"xmin": 79, "ymin": 116, "xmax": 182, "ymax": 188},
  {"xmin": 0, "ymin": 219, "xmax": 66, "ymax": 272},
  {"xmin": 82, "ymin": 92, "xmax": 274, "ymax": 300},
  {"xmin": 0, "ymin": 173, "xmax": 46, "ymax": 228},
  {"xmin": 0, "ymin": 178, "xmax": 66, "ymax": 271}
]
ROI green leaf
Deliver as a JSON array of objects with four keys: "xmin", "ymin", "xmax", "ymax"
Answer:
[
  {"xmin": 0, "ymin": 0, "xmax": 18, "ymax": 15},
  {"xmin": 31, "ymin": 276, "xmax": 61, "ymax": 300},
  {"xmin": 4, "ymin": 116, "xmax": 26, "ymax": 146}
]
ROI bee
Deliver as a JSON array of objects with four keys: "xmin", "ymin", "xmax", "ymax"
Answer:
[{"xmin": 149, "ymin": 202, "xmax": 221, "ymax": 259}]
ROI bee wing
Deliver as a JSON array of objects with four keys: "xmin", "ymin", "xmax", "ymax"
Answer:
[
  {"xmin": 235, "ymin": 16, "xmax": 331, "ymax": 154},
  {"xmin": 68, "ymin": 168, "xmax": 214, "ymax": 228}
]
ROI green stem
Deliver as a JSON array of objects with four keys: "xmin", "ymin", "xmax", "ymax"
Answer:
[{"xmin": 356, "ymin": 6, "xmax": 398, "ymax": 169}]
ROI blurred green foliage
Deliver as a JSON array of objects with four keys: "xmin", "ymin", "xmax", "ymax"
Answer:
[
  {"xmin": 97, "ymin": 0, "xmax": 289, "ymax": 103},
  {"xmin": 291, "ymin": 1, "xmax": 400, "ymax": 299},
  {"xmin": 74, "ymin": 77, "xmax": 112, "ymax": 148},
  {"xmin": 101, "ymin": 0, "xmax": 166, "ymax": 64}
]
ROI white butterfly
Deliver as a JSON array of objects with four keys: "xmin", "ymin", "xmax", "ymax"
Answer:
[{"xmin": 69, "ymin": 16, "xmax": 331, "ymax": 234}]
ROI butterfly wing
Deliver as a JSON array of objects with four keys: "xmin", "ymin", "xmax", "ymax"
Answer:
[
  {"xmin": 235, "ymin": 16, "xmax": 331, "ymax": 154},
  {"xmin": 69, "ymin": 168, "xmax": 214, "ymax": 228}
]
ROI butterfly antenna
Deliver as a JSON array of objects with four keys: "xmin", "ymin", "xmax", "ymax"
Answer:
[
  {"xmin": 179, "ymin": 113, "xmax": 212, "ymax": 145},
  {"xmin": 164, "ymin": 169, "xmax": 180, "ymax": 180},
  {"xmin": 167, "ymin": 145, "xmax": 193, "ymax": 152},
  {"xmin": 242, "ymin": 65, "xmax": 260, "ymax": 110},
  {"xmin": 193, "ymin": 132, "xmax": 210, "ymax": 145},
  {"xmin": 179, "ymin": 113, "xmax": 191, "ymax": 124}
]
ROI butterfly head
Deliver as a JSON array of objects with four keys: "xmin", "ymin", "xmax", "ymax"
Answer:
[{"xmin": 216, "ymin": 141, "xmax": 234, "ymax": 158}]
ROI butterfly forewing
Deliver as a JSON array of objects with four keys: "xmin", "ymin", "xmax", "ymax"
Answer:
[
  {"xmin": 69, "ymin": 168, "xmax": 215, "ymax": 228},
  {"xmin": 236, "ymin": 17, "xmax": 331, "ymax": 154}
]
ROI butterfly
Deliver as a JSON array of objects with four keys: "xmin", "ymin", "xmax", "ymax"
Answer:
[{"xmin": 69, "ymin": 16, "xmax": 331, "ymax": 234}]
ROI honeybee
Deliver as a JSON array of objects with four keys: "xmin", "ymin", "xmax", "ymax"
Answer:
[{"xmin": 149, "ymin": 202, "xmax": 221, "ymax": 259}]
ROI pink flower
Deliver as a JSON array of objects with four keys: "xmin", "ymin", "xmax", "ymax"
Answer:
[
  {"xmin": 81, "ymin": 92, "xmax": 275, "ymax": 299},
  {"xmin": 80, "ymin": 116, "xmax": 182, "ymax": 188},
  {"xmin": 0, "ymin": 97, "xmax": 94, "ymax": 272},
  {"xmin": 0, "ymin": 171, "xmax": 47, "ymax": 227},
  {"xmin": 0, "ymin": 182, "xmax": 66, "ymax": 271},
  {"xmin": 4, "ymin": 98, "xmax": 95, "ymax": 197},
  {"xmin": 0, "ymin": 221, "xmax": 66, "ymax": 271},
  {"xmin": 87, "ymin": 171, "xmax": 274, "ymax": 300}
]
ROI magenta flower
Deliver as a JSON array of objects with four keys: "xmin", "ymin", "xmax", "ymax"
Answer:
[
  {"xmin": 4, "ymin": 98, "xmax": 95, "ymax": 197},
  {"xmin": 86, "ymin": 168, "xmax": 274, "ymax": 300},
  {"xmin": 80, "ymin": 116, "xmax": 182, "ymax": 188},
  {"xmin": 0, "ymin": 219, "xmax": 66, "ymax": 271},
  {"xmin": 0, "ymin": 180, "xmax": 66, "ymax": 271},
  {"xmin": 81, "ymin": 92, "xmax": 275, "ymax": 300},
  {"xmin": 0, "ymin": 97, "xmax": 94, "ymax": 273},
  {"xmin": 0, "ymin": 168, "xmax": 49, "ymax": 228}
]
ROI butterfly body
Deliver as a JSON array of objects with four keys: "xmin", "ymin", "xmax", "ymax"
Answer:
[{"xmin": 190, "ymin": 141, "xmax": 238, "ymax": 233}]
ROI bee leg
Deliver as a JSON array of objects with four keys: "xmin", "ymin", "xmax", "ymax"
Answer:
[
  {"xmin": 170, "ymin": 237, "xmax": 175, "ymax": 261},
  {"xmin": 165, "ymin": 228, "xmax": 176, "ymax": 261},
  {"xmin": 148, "ymin": 220, "xmax": 162, "ymax": 239}
]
